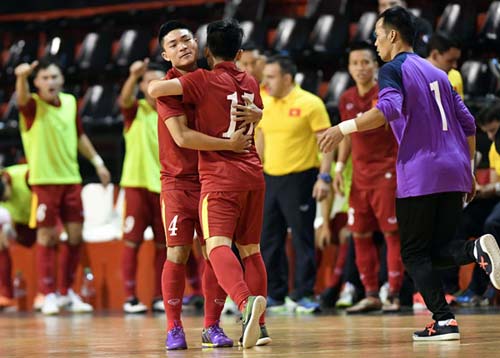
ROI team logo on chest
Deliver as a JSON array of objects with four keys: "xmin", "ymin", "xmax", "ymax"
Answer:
[{"xmin": 289, "ymin": 108, "xmax": 301, "ymax": 117}]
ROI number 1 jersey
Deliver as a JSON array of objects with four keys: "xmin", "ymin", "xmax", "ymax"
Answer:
[{"xmin": 178, "ymin": 62, "xmax": 265, "ymax": 192}]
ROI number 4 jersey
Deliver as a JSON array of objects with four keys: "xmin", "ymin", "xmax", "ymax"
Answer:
[
  {"xmin": 375, "ymin": 52, "xmax": 475, "ymax": 198},
  {"xmin": 178, "ymin": 62, "xmax": 265, "ymax": 193}
]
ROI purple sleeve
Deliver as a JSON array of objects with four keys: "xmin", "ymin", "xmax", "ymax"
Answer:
[
  {"xmin": 375, "ymin": 87, "xmax": 403, "ymax": 123},
  {"xmin": 452, "ymin": 90, "xmax": 476, "ymax": 137}
]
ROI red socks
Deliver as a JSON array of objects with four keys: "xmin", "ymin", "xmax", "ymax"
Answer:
[
  {"xmin": 154, "ymin": 246, "xmax": 166, "ymax": 298},
  {"xmin": 208, "ymin": 246, "xmax": 251, "ymax": 311},
  {"xmin": 242, "ymin": 253, "xmax": 267, "ymax": 324},
  {"xmin": 122, "ymin": 244, "xmax": 139, "ymax": 298},
  {"xmin": 385, "ymin": 233, "xmax": 404, "ymax": 295},
  {"xmin": 162, "ymin": 260, "xmax": 185, "ymax": 330},
  {"xmin": 330, "ymin": 241, "xmax": 348, "ymax": 288},
  {"xmin": 186, "ymin": 252, "xmax": 202, "ymax": 296},
  {"xmin": 58, "ymin": 242, "xmax": 81, "ymax": 295},
  {"xmin": 202, "ymin": 260, "xmax": 227, "ymax": 328},
  {"xmin": 353, "ymin": 236, "xmax": 380, "ymax": 295},
  {"xmin": 36, "ymin": 244, "xmax": 57, "ymax": 294},
  {"xmin": 0, "ymin": 248, "xmax": 13, "ymax": 298}
]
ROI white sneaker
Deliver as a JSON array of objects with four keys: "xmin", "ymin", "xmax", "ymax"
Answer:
[
  {"xmin": 335, "ymin": 282, "xmax": 356, "ymax": 308},
  {"xmin": 67, "ymin": 289, "xmax": 93, "ymax": 313},
  {"xmin": 123, "ymin": 297, "xmax": 148, "ymax": 314},
  {"xmin": 222, "ymin": 297, "xmax": 239, "ymax": 315},
  {"xmin": 284, "ymin": 296, "xmax": 298, "ymax": 312},
  {"xmin": 41, "ymin": 293, "xmax": 60, "ymax": 315},
  {"xmin": 33, "ymin": 293, "xmax": 45, "ymax": 311},
  {"xmin": 152, "ymin": 298, "xmax": 165, "ymax": 312},
  {"xmin": 379, "ymin": 282, "xmax": 390, "ymax": 303}
]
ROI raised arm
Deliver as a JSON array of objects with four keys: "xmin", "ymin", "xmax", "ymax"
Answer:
[
  {"xmin": 148, "ymin": 78, "xmax": 183, "ymax": 98},
  {"xmin": 14, "ymin": 61, "xmax": 38, "ymax": 106},
  {"xmin": 120, "ymin": 59, "xmax": 149, "ymax": 108}
]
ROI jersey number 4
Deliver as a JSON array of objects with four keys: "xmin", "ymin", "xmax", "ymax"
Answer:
[
  {"xmin": 168, "ymin": 215, "xmax": 179, "ymax": 237},
  {"xmin": 223, "ymin": 91, "xmax": 256, "ymax": 138},
  {"xmin": 430, "ymin": 81, "xmax": 448, "ymax": 131}
]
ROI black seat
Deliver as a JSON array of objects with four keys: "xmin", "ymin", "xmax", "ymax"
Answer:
[
  {"xmin": 295, "ymin": 69, "xmax": 323, "ymax": 95},
  {"xmin": 436, "ymin": 4, "xmax": 476, "ymax": 45},
  {"xmin": 271, "ymin": 17, "xmax": 312, "ymax": 54},
  {"xmin": 305, "ymin": 0, "xmax": 348, "ymax": 18},
  {"xmin": 223, "ymin": 0, "xmax": 266, "ymax": 21},
  {"xmin": 43, "ymin": 36, "xmax": 75, "ymax": 70},
  {"xmin": 241, "ymin": 20, "xmax": 267, "ymax": 49},
  {"xmin": 479, "ymin": 1, "xmax": 500, "ymax": 48},
  {"xmin": 80, "ymin": 84, "xmax": 119, "ymax": 126},
  {"xmin": 113, "ymin": 29, "xmax": 150, "ymax": 69},
  {"xmin": 1, "ymin": 93, "xmax": 19, "ymax": 123},
  {"xmin": 323, "ymin": 71, "xmax": 353, "ymax": 125},
  {"xmin": 195, "ymin": 24, "xmax": 208, "ymax": 59},
  {"xmin": 309, "ymin": 14, "xmax": 349, "ymax": 57},
  {"xmin": 461, "ymin": 60, "xmax": 497, "ymax": 98},
  {"xmin": 352, "ymin": 12, "xmax": 377, "ymax": 43},
  {"xmin": 4, "ymin": 38, "xmax": 39, "ymax": 75},
  {"xmin": 75, "ymin": 32, "xmax": 112, "ymax": 72}
]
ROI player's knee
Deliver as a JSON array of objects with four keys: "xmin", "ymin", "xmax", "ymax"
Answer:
[
  {"xmin": 167, "ymin": 245, "xmax": 191, "ymax": 264},
  {"xmin": 353, "ymin": 231, "xmax": 372, "ymax": 239},
  {"xmin": 235, "ymin": 243, "xmax": 260, "ymax": 259},
  {"xmin": 205, "ymin": 236, "xmax": 232, "ymax": 257},
  {"xmin": 123, "ymin": 239, "xmax": 140, "ymax": 249},
  {"xmin": 37, "ymin": 227, "xmax": 58, "ymax": 246}
]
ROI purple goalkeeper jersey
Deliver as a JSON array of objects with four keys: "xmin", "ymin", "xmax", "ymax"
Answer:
[{"xmin": 376, "ymin": 52, "xmax": 476, "ymax": 198}]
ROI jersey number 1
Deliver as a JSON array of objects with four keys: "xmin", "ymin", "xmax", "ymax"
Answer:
[
  {"xmin": 223, "ymin": 92, "xmax": 256, "ymax": 138},
  {"xmin": 429, "ymin": 81, "xmax": 448, "ymax": 131}
]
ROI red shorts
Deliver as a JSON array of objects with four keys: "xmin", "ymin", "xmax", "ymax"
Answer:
[
  {"xmin": 30, "ymin": 184, "xmax": 84, "ymax": 228},
  {"xmin": 14, "ymin": 223, "xmax": 37, "ymax": 247},
  {"xmin": 199, "ymin": 190, "xmax": 264, "ymax": 245},
  {"xmin": 160, "ymin": 189, "xmax": 202, "ymax": 247},
  {"xmin": 348, "ymin": 185, "xmax": 398, "ymax": 233},
  {"xmin": 123, "ymin": 187, "xmax": 165, "ymax": 245}
]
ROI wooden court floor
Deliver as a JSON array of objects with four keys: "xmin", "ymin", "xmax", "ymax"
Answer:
[{"xmin": 1, "ymin": 310, "xmax": 500, "ymax": 357}]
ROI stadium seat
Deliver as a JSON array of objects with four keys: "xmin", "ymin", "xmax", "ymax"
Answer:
[
  {"xmin": 43, "ymin": 36, "xmax": 75, "ymax": 69},
  {"xmin": 352, "ymin": 12, "xmax": 377, "ymax": 43},
  {"xmin": 195, "ymin": 23, "xmax": 208, "ymax": 59},
  {"xmin": 223, "ymin": 0, "xmax": 266, "ymax": 21},
  {"xmin": 1, "ymin": 93, "xmax": 19, "ymax": 123},
  {"xmin": 75, "ymin": 32, "xmax": 112, "ymax": 71},
  {"xmin": 4, "ymin": 38, "xmax": 39, "ymax": 75},
  {"xmin": 305, "ymin": 0, "xmax": 347, "ymax": 18},
  {"xmin": 309, "ymin": 14, "xmax": 349, "ymax": 57},
  {"xmin": 271, "ymin": 17, "xmax": 312, "ymax": 54},
  {"xmin": 241, "ymin": 20, "xmax": 267, "ymax": 49},
  {"xmin": 461, "ymin": 60, "xmax": 498, "ymax": 98},
  {"xmin": 295, "ymin": 69, "xmax": 323, "ymax": 94},
  {"xmin": 113, "ymin": 29, "xmax": 150, "ymax": 69},
  {"xmin": 436, "ymin": 4, "xmax": 476, "ymax": 45},
  {"xmin": 478, "ymin": 1, "xmax": 500, "ymax": 48},
  {"xmin": 323, "ymin": 71, "xmax": 353, "ymax": 125},
  {"xmin": 80, "ymin": 84, "xmax": 119, "ymax": 125}
]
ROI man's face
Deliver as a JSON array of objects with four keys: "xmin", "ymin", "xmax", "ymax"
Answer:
[
  {"xmin": 238, "ymin": 50, "xmax": 265, "ymax": 83},
  {"xmin": 33, "ymin": 64, "xmax": 64, "ymax": 101},
  {"xmin": 263, "ymin": 63, "xmax": 289, "ymax": 98},
  {"xmin": 480, "ymin": 121, "xmax": 500, "ymax": 141},
  {"xmin": 430, "ymin": 47, "xmax": 461, "ymax": 73},
  {"xmin": 348, "ymin": 49, "xmax": 377, "ymax": 87},
  {"xmin": 161, "ymin": 29, "xmax": 198, "ymax": 70},
  {"xmin": 378, "ymin": 0, "xmax": 405, "ymax": 13},
  {"xmin": 374, "ymin": 19, "xmax": 393, "ymax": 62},
  {"xmin": 140, "ymin": 70, "xmax": 164, "ymax": 103}
]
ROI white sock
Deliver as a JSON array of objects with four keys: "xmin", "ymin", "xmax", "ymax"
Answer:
[{"xmin": 437, "ymin": 319, "xmax": 456, "ymax": 326}]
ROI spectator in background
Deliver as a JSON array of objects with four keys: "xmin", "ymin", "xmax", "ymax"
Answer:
[
  {"xmin": 377, "ymin": 0, "xmax": 433, "ymax": 57},
  {"xmin": 237, "ymin": 46, "xmax": 266, "ymax": 88},
  {"xmin": 427, "ymin": 32, "xmax": 464, "ymax": 98},
  {"xmin": 118, "ymin": 59, "xmax": 166, "ymax": 314},
  {"xmin": 15, "ymin": 58, "xmax": 111, "ymax": 315},
  {"xmin": 335, "ymin": 42, "xmax": 403, "ymax": 313},
  {"xmin": 256, "ymin": 55, "xmax": 334, "ymax": 313}
]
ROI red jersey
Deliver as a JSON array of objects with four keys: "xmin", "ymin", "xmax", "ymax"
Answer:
[
  {"xmin": 178, "ymin": 62, "xmax": 265, "ymax": 192},
  {"xmin": 156, "ymin": 67, "xmax": 200, "ymax": 191},
  {"xmin": 339, "ymin": 84, "xmax": 397, "ymax": 189}
]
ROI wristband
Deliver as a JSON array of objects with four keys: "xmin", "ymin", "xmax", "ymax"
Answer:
[
  {"xmin": 318, "ymin": 172, "xmax": 332, "ymax": 184},
  {"xmin": 91, "ymin": 154, "xmax": 104, "ymax": 168},
  {"xmin": 338, "ymin": 119, "xmax": 358, "ymax": 135},
  {"xmin": 334, "ymin": 161, "xmax": 345, "ymax": 173}
]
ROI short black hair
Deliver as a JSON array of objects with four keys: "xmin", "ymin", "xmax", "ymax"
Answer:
[
  {"xmin": 206, "ymin": 19, "xmax": 243, "ymax": 60},
  {"xmin": 427, "ymin": 32, "xmax": 460, "ymax": 55},
  {"xmin": 378, "ymin": 6, "xmax": 416, "ymax": 47},
  {"xmin": 266, "ymin": 55, "xmax": 297, "ymax": 79},
  {"xmin": 348, "ymin": 41, "xmax": 377, "ymax": 60},
  {"xmin": 33, "ymin": 56, "xmax": 62, "ymax": 77},
  {"xmin": 158, "ymin": 20, "xmax": 190, "ymax": 47},
  {"xmin": 477, "ymin": 101, "xmax": 500, "ymax": 126}
]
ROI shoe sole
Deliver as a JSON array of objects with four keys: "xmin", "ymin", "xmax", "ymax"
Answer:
[
  {"xmin": 256, "ymin": 337, "xmax": 272, "ymax": 346},
  {"xmin": 413, "ymin": 332, "xmax": 460, "ymax": 341},
  {"xmin": 242, "ymin": 296, "xmax": 266, "ymax": 349},
  {"xmin": 201, "ymin": 342, "xmax": 234, "ymax": 348},
  {"xmin": 479, "ymin": 234, "xmax": 500, "ymax": 289}
]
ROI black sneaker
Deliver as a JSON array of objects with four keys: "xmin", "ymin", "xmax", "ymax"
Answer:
[
  {"xmin": 413, "ymin": 319, "xmax": 460, "ymax": 341},
  {"xmin": 475, "ymin": 234, "xmax": 500, "ymax": 289}
]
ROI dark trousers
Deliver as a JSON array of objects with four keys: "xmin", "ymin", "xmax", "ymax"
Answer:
[
  {"xmin": 260, "ymin": 168, "xmax": 318, "ymax": 301},
  {"xmin": 396, "ymin": 192, "xmax": 476, "ymax": 321}
]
